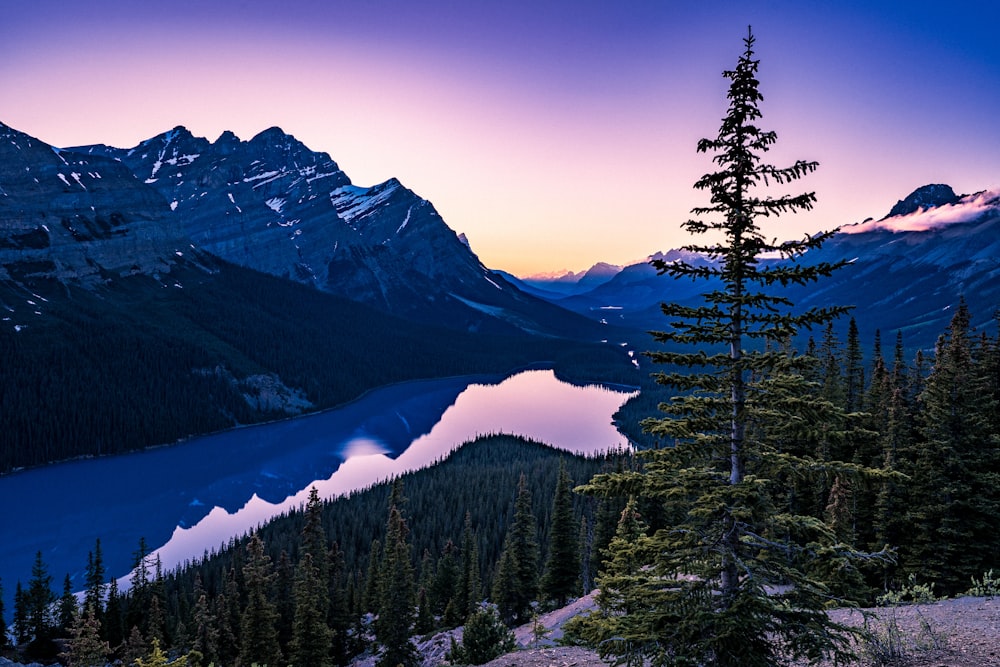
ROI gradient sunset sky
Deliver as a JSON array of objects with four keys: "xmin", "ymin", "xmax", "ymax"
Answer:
[{"xmin": 2, "ymin": 0, "xmax": 998, "ymax": 276}]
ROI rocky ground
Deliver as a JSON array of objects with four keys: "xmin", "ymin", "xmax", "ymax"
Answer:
[{"xmin": 475, "ymin": 594, "xmax": 1000, "ymax": 667}]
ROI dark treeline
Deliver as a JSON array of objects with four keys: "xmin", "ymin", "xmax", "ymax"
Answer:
[
  {"xmin": 2, "ymin": 435, "xmax": 632, "ymax": 665},
  {"xmin": 3, "ymin": 303, "xmax": 997, "ymax": 666},
  {"xmin": 0, "ymin": 259, "xmax": 636, "ymax": 473}
]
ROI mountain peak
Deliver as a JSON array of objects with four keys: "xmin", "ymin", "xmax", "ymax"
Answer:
[
  {"xmin": 251, "ymin": 126, "xmax": 289, "ymax": 140},
  {"xmin": 884, "ymin": 184, "xmax": 959, "ymax": 219}
]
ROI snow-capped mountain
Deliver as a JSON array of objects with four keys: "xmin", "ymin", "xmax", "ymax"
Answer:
[
  {"xmin": 0, "ymin": 122, "xmax": 190, "ymax": 287},
  {"xmin": 74, "ymin": 126, "xmax": 599, "ymax": 336},
  {"xmin": 791, "ymin": 184, "xmax": 1000, "ymax": 346},
  {"xmin": 546, "ymin": 185, "xmax": 1000, "ymax": 350}
]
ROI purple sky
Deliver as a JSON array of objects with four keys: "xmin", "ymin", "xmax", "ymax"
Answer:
[{"xmin": 2, "ymin": 0, "xmax": 998, "ymax": 276}]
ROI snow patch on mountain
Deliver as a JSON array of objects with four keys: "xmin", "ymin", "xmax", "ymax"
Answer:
[{"xmin": 843, "ymin": 188, "xmax": 1000, "ymax": 234}]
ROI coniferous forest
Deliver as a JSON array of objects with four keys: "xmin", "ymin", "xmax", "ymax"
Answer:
[
  {"xmin": 0, "ymin": 258, "xmax": 635, "ymax": 474},
  {"xmin": 2, "ymin": 304, "xmax": 998, "ymax": 665}
]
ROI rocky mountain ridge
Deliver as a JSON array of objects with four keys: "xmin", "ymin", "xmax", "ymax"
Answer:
[
  {"xmin": 0, "ymin": 122, "xmax": 190, "ymax": 288},
  {"xmin": 73, "ymin": 125, "xmax": 598, "ymax": 337}
]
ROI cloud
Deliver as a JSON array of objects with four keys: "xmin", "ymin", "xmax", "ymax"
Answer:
[{"xmin": 842, "ymin": 188, "xmax": 1000, "ymax": 234}]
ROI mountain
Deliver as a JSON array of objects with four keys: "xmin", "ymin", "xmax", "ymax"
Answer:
[
  {"xmin": 544, "ymin": 185, "xmax": 1000, "ymax": 351},
  {"xmin": 0, "ymin": 122, "xmax": 635, "ymax": 473},
  {"xmin": 74, "ymin": 127, "xmax": 602, "ymax": 337},
  {"xmin": 516, "ymin": 262, "xmax": 623, "ymax": 298},
  {"xmin": 0, "ymin": 122, "xmax": 190, "ymax": 286}
]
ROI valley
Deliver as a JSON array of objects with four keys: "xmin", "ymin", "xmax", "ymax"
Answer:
[
  {"xmin": 1, "ymin": 117, "xmax": 998, "ymax": 667},
  {"xmin": 0, "ymin": 369, "xmax": 635, "ymax": 620}
]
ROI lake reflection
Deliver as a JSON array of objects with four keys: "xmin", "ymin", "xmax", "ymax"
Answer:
[{"xmin": 0, "ymin": 369, "xmax": 635, "ymax": 602}]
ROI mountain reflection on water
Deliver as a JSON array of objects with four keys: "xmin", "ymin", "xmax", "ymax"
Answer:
[{"xmin": 0, "ymin": 369, "xmax": 636, "ymax": 604}]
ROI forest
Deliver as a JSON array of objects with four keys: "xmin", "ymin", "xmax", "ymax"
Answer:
[
  {"xmin": 1, "ymin": 299, "xmax": 998, "ymax": 665},
  {"xmin": 0, "ymin": 258, "xmax": 636, "ymax": 473}
]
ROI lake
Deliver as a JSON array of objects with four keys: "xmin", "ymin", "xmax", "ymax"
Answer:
[{"xmin": 0, "ymin": 369, "xmax": 636, "ymax": 604}]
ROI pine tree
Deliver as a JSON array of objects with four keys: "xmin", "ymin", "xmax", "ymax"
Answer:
[
  {"xmin": 577, "ymin": 28, "xmax": 878, "ymax": 666},
  {"xmin": 239, "ymin": 534, "xmax": 282, "ymax": 667},
  {"xmin": 274, "ymin": 549, "xmax": 295, "ymax": 651},
  {"xmin": 905, "ymin": 301, "xmax": 1000, "ymax": 594},
  {"xmin": 328, "ymin": 541, "xmax": 352, "ymax": 666},
  {"xmin": 302, "ymin": 486, "xmax": 330, "ymax": 584},
  {"xmin": 540, "ymin": 462, "xmax": 579, "ymax": 607},
  {"xmin": 213, "ymin": 570, "xmax": 240, "ymax": 667},
  {"xmin": 362, "ymin": 539, "xmax": 382, "ymax": 615},
  {"xmin": 146, "ymin": 557, "xmax": 167, "ymax": 646},
  {"xmin": 104, "ymin": 577, "xmax": 124, "ymax": 650},
  {"xmin": 448, "ymin": 603, "xmax": 515, "ymax": 665},
  {"xmin": 376, "ymin": 505, "xmax": 418, "ymax": 667},
  {"xmin": 565, "ymin": 497, "xmax": 651, "ymax": 665},
  {"xmin": 190, "ymin": 591, "xmax": 218, "ymax": 666},
  {"xmin": 844, "ymin": 317, "xmax": 865, "ymax": 414},
  {"xmin": 134, "ymin": 637, "xmax": 187, "ymax": 667},
  {"xmin": 491, "ymin": 547, "xmax": 519, "ymax": 627},
  {"xmin": 456, "ymin": 511, "xmax": 481, "ymax": 618},
  {"xmin": 290, "ymin": 552, "xmax": 333, "ymax": 667},
  {"xmin": 579, "ymin": 515, "xmax": 593, "ymax": 595},
  {"xmin": 506, "ymin": 473, "xmax": 539, "ymax": 614},
  {"xmin": 27, "ymin": 551, "xmax": 54, "ymax": 641},
  {"xmin": 415, "ymin": 586, "xmax": 435, "ymax": 636},
  {"xmin": 14, "ymin": 581, "xmax": 29, "ymax": 645},
  {"xmin": 65, "ymin": 606, "xmax": 109, "ymax": 667},
  {"xmin": 59, "ymin": 574, "xmax": 77, "ymax": 636},
  {"xmin": 84, "ymin": 539, "xmax": 106, "ymax": 619},
  {"xmin": 590, "ymin": 460, "xmax": 627, "ymax": 572},
  {"xmin": 121, "ymin": 625, "xmax": 149, "ymax": 667},
  {"xmin": 126, "ymin": 538, "xmax": 151, "ymax": 637},
  {"xmin": 434, "ymin": 540, "xmax": 461, "ymax": 627}
]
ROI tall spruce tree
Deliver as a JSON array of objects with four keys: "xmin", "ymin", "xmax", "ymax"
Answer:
[
  {"xmin": 27, "ymin": 551, "xmax": 54, "ymax": 642},
  {"xmin": 104, "ymin": 577, "xmax": 124, "ymax": 649},
  {"xmin": 239, "ymin": 534, "xmax": 282, "ymax": 667},
  {"xmin": 456, "ymin": 511, "xmax": 481, "ymax": 618},
  {"xmin": 376, "ymin": 505, "xmax": 418, "ymax": 667},
  {"xmin": 565, "ymin": 497, "xmax": 650, "ymax": 666},
  {"xmin": 14, "ymin": 581, "xmax": 29, "ymax": 645},
  {"xmin": 290, "ymin": 552, "xmax": 333, "ymax": 667},
  {"xmin": 540, "ymin": 462, "xmax": 579, "ymax": 607},
  {"xmin": 577, "ymin": 28, "xmax": 878, "ymax": 666},
  {"xmin": 84, "ymin": 539, "xmax": 106, "ymax": 619},
  {"xmin": 492, "ymin": 473, "xmax": 540, "ymax": 625},
  {"xmin": 190, "ymin": 590, "xmax": 218, "ymax": 666},
  {"xmin": 59, "ymin": 574, "xmax": 77, "ymax": 635}
]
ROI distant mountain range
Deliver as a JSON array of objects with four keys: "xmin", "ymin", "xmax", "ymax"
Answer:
[
  {"xmin": 513, "ymin": 262, "xmax": 623, "ymax": 297},
  {"xmin": 532, "ymin": 184, "xmax": 1000, "ymax": 351}
]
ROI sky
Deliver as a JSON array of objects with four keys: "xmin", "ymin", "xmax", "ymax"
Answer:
[{"xmin": 2, "ymin": 0, "xmax": 999, "ymax": 277}]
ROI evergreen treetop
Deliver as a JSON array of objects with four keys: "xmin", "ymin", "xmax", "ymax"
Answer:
[{"xmin": 577, "ymin": 27, "xmax": 881, "ymax": 667}]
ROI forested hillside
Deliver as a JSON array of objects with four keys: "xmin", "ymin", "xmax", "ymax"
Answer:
[
  {"xmin": 4, "ymin": 304, "xmax": 997, "ymax": 666},
  {"xmin": 0, "ymin": 260, "xmax": 635, "ymax": 473},
  {"xmin": 3, "ymin": 435, "xmax": 628, "ymax": 664}
]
